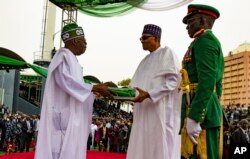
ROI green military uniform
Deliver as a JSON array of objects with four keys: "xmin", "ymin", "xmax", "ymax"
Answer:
[{"xmin": 180, "ymin": 4, "xmax": 224, "ymax": 159}]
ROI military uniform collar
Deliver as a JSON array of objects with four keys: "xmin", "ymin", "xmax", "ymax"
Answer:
[{"xmin": 193, "ymin": 29, "xmax": 211, "ymax": 39}]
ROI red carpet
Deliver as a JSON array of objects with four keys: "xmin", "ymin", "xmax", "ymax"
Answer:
[{"xmin": 0, "ymin": 151, "xmax": 126, "ymax": 159}]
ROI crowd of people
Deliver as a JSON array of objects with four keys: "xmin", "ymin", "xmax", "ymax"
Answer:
[
  {"xmin": 87, "ymin": 99, "xmax": 133, "ymax": 153},
  {"xmin": 223, "ymin": 104, "xmax": 250, "ymax": 158},
  {"xmin": 1, "ymin": 102, "xmax": 250, "ymax": 157},
  {"xmin": 0, "ymin": 104, "xmax": 39, "ymax": 153},
  {"xmin": 0, "ymin": 99, "xmax": 133, "ymax": 154}
]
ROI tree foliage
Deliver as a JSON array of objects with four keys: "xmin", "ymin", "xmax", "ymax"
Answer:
[{"xmin": 118, "ymin": 78, "xmax": 131, "ymax": 87}]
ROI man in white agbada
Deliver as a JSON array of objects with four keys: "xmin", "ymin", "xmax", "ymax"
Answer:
[
  {"xmin": 126, "ymin": 24, "xmax": 182, "ymax": 159},
  {"xmin": 90, "ymin": 120, "xmax": 98, "ymax": 149},
  {"xmin": 35, "ymin": 23, "xmax": 113, "ymax": 159}
]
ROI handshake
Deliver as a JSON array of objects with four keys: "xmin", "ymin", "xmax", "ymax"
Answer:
[
  {"xmin": 91, "ymin": 82, "xmax": 136, "ymax": 101},
  {"xmin": 92, "ymin": 82, "xmax": 114, "ymax": 99},
  {"xmin": 91, "ymin": 85, "xmax": 152, "ymax": 103}
]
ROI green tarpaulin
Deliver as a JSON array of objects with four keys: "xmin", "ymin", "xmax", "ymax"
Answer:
[{"xmin": 28, "ymin": 64, "xmax": 48, "ymax": 78}]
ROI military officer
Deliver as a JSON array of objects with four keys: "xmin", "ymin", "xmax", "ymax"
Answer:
[{"xmin": 180, "ymin": 4, "xmax": 224, "ymax": 159}]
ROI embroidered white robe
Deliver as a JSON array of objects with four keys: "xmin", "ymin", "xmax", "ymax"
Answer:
[
  {"xmin": 35, "ymin": 48, "xmax": 94, "ymax": 159},
  {"xmin": 126, "ymin": 46, "xmax": 182, "ymax": 159}
]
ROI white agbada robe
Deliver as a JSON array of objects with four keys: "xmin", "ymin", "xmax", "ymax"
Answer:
[
  {"xmin": 90, "ymin": 123, "xmax": 98, "ymax": 147},
  {"xmin": 35, "ymin": 48, "xmax": 94, "ymax": 159},
  {"xmin": 126, "ymin": 46, "xmax": 182, "ymax": 159}
]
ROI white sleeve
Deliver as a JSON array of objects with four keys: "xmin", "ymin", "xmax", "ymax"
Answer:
[
  {"xmin": 54, "ymin": 61, "xmax": 93, "ymax": 103},
  {"xmin": 148, "ymin": 73, "xmax": 179, "ymax": 103}
]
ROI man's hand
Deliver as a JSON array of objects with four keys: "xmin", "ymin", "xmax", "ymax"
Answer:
[
  {"xmin": 186, "ymin": 117, "xmax": 202, "ymax": 144},
  {"xmin": 131, "ymin": 87, "xmax": 150, "ymax": 103},
  {"xmin": 92, "ymin": 83, "xmax": 114, "ymax": 99}
]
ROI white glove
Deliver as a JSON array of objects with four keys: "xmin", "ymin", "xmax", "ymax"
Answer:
[{"xmin": 186, "ymin": 117, "xmax": 202, "ymax": 144}]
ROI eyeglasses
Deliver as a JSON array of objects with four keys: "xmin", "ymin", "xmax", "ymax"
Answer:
[{"xmin": 140, "ymin": 35, "xmax": 153, "ymax": 41}]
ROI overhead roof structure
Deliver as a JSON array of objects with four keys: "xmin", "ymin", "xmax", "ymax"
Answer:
[
  {"xmin": 0, "ymin": 47, "xmax": 28, "ymax": 70},
  {"xmin": 49, "ymin": 0, "xmax": 193, "ymax": 17}
]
